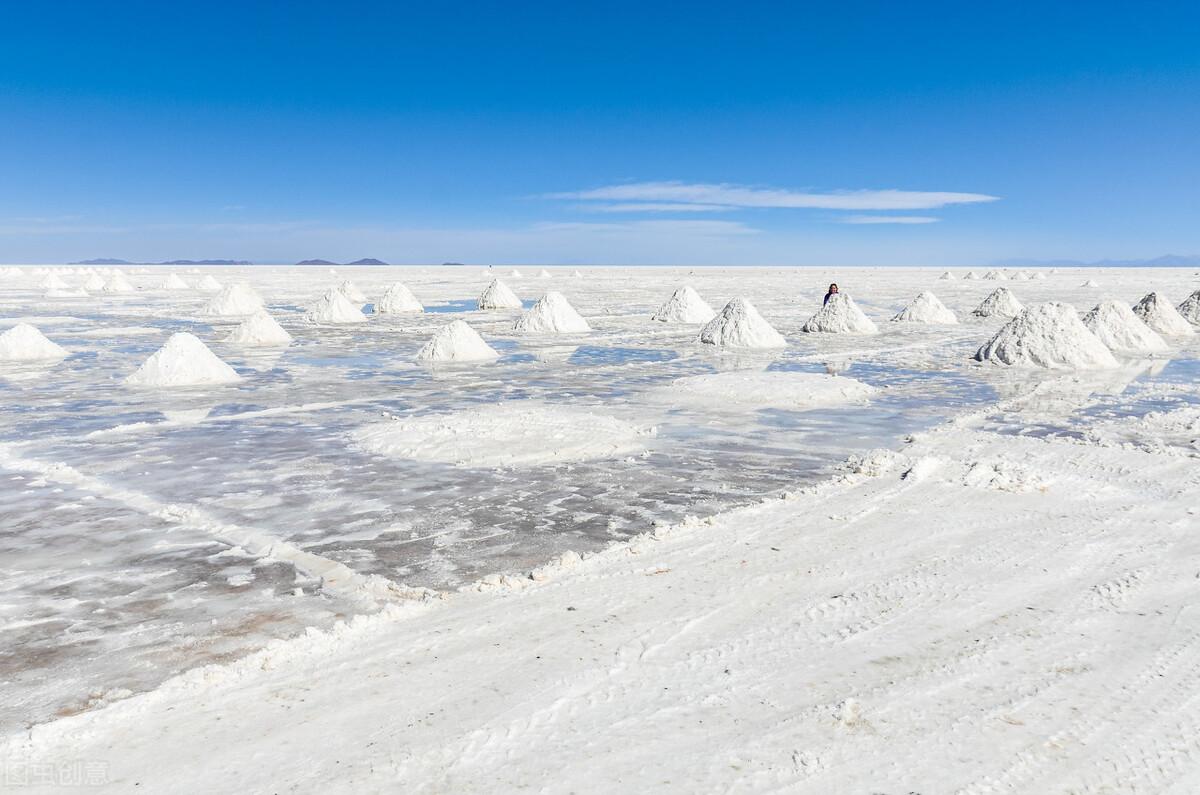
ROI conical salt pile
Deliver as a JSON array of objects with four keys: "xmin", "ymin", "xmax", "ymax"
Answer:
[
  {"xmin": 124, "ymin": 332, "xmax": 242, "ymax": 386},
  {"xmin": 202, "ymin": 282, "xmax": 265, "ymax": 317},
  {"xmin": 513, "ymin": 291, "xmax": 590, "ymax": 333},
  {"xmin": 938, "ymin": 271, "xmax": 955, "ymax": 280},
  {"xmin": 306, "ymin": 287, "xmax": 367, "ymax": 324},
  {"xmin": 963, "ymin": 271, "xmax": 980, "ymax": 280},
  {"xmin": 538, "ymin": 269, "xmax": 552, "ymax": 279},
  {"xmin": 983, "ymin": 270, "xmax": 1007, "ymax": 281},
  {"xmin": 510, "ymin": 269, "xmax": 523, "ymax": 278},
  {"xmin": 39, "ymin": 273, "xmax": 70, "ymax": 290},
  {"xmin": 973, "ymin": 287, "xmax": 1023, "ymax": 318},
  {"xmin": 1012, "ymin": 271, "xmax": 1032, "ymax": 281},
  {"xmin": 1083, "ymin": 300, "xmax": 1168, "ymax": 354},
  {"xmin": 375, "ymin": 282, "xmax": 424, "ymax": 314},
  {"xmin": 652, "ymin": 285, "xmax": 715, "ymax": 324},
  {"xmin": 83, "ymin": 273, "xmax": 107, "ymax": 291},
  {"xmin": 700, "ymin": 297, "xmax": 786, "ymax": 348},
  {"xmin": 0, "ymin": 323, "xmax": 68, "ymax": 362},
  {"xmin": 415, "ymin": 320, "xmax": 499, "ymax": 363},
  {"xmin": 1177, "ymin": 290, "xmax": 1200, "ymax": 324},
  {"xmin": 102, "ymin": 273, "xmax": 136, "ymax": 293},
  {"xmin": 337, "ymin": 280, "xmax": 367, "ymax": 302},
  {"xmin": 572, "ymin": 270, "xmax": 583, "ymax": 278},
  {"xmin": 892, "ymin": 291, "xmax": 957, "ymax": 324},
  {"xmin": 1132, "ymin": 292, "xmax": 1194, "ymax": 336},
  {"xmin": 477, "ymin": 279, "xmax": 523, "ymax": 310},
  {"xmin": 974, "ymin": 302, "xmax": 1118, "ymax": 369},
  {"xmin": 225, "ymin": 310, "xmax": 293, "ymax": 347},
  {"xmin": 1032, "ymin": 272, "xmax": 1047, "ymax": 280},
  {"xmin": 1081, "ymin": 279, "xmax": 1100, "ymax": 288},
  {"xmin": 801, "ymin": 293, "xmax": 879, "ymax": 334},
  {"xmin": 198, "ymin": 274, "xmax": 222, "ymax": 291},
  {"xmin": 160, "ymin": 273, "xmax": 189, "ymax": 290}
]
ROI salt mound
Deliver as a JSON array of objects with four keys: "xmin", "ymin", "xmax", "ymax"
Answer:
[
  {"xmin": 652, "ymin": 285, "xmax": 715, "ymax": 324},
  {"xmin": 801, "ymin": 293, "xmax": 878, "ymax": 334},
  {"xmin": 306, "ymin": 287, "xmax": 367, "ymax": 324},
  {"xmin": 125, "ymin": 332, "xmax": 242, "ymax": 386},
  {"xmin": 1083, "ymin": 300, "xmax": 1168, "ymax": 354},
  {"xmin": 513, "ymin": 291, "xmax": 590, "ymax": 333},
  {"xmin": 1081, "ymin": 279, "xmax": 1100, "ymax": 287},
  {"xmin": 102, "ymin": 273, "xmax": 136, "ymax": 293},
  {"xmin": 375, "ymin": 282, "xmax": 424, "ymax": 314},
  {"xmin": 1132, "ymin": 292, "xmax": 1194, "ymax": 336},
  {"xmin": 572, "ymin": 270, "xmax": 583, "ymax": 278},
  {"xmin": 198, "ymin": 275, "xmax": 222, "ymax": 291},
  {"xmin": 652, "ymin": 371, "xmax": 875, "ymax": 411},
  {"xmin": 477, "ymin": 279, "xmax": 523, "ymax": 310},
  {"xmin": 352, "ymin": 402, "xmax": 652, "ymax": 467},
  {"xmin": 415, "ymin": 320, "xmax": 499, "ymax": 363},
  {"xmin": 1177, "ymin": 290, "xmax": 1200, "ymax": 324},
  {"xmin": 202, "ymin": 282, "xmax": 265, "ymax": 317},
  {"xmin": 973, "ymin": 287, "xmax": 1023, "ymax": 318},
  {"xmin": 83, "ymin": 274, "xmax": 107, "ymax": 291},
  {"xmin": 1012, "ymin": 271, "xmax": 1032, "ymax": 281},
  {"xmin": 1032, "ymin": 271, "xmax": 1047, "ymax": 280},
  {"xmin": 701, "ymin": 297, "xmax": 787, "ymax": 347},
  {"xmin": 0, "ymin": 323, "xmax": 68, "ymax": 362},
  {"xmin": 337, "ymin": 280, "xmax": 367, "ymax": 302},
  {"xmin": 892, "ymin": 291, "xmax": 957, "ymax": 324},
  {"xmin": 983, "ymin": 270, "xmax": 1007, "ymax": 281},
  {"xmin": 510, "ymin": 269, "xmax": 523, "ymax": 278},
  {"xmin": 938, "ymin": 271, "xmax": 955, "ymax": 280},
  {"xmin": 39, "ymin": 273, "xmax": 70, "ymax": 290},
  {"xmin": 974, "ymin": 302, "xmax": 1119, "ymax": 369},
  {"xmin": 225, "ymin": 310, "xmax": 293, "ymax": 347},
  {"xmin": 160, "ymin": 273, "xmax": 189, "ymax": 290},
  {"xmin": 963, "ymin": 271, "xmax": 980, "ymax": 280},
  {"xmin": 538, "ymin": 269, "xmax": 552, "ymax": 279}
]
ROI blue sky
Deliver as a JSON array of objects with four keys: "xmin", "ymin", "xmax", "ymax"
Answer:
[{"xmin": 1, "ymin": 1, "xmax": 1198, "ymax": 265}]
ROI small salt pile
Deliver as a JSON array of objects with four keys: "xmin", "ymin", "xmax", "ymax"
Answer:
[
  {"xmin": 1132, "ymin": 292, "xmax": 1194, "ymax": 336},
  {"xmin": 198, "ymin": 274, "xmax": 222, "ymax": 291},
  {"xmin": 160, "ymin": 273, "xmax": 189, "ymax": 290},
  {"xmin": 892, "ymin": 291, "xmax": 957, "ymax": 324},
  {"xmin": 83, "ymin": 273, "xmax": 107, "ymax": 291},
  {"xmin": 0, "ymin": 323, "xmax": 68, "ymax": 362},
  {"xmin": 801, "ymin": 293, "xmax": 879, "ymax": 334},
  {"xmin": 1011, "ymin": 271, "xmax": 1032, "ymax": 281},
  {"xmin": 102, "ymin": 273, "xmax": 136, "ymax": 293},
  {"xmin": 306, "ymin": 288, "xmax": 367, "ymax": 324},
  {"xmin": 125, "ymin": 332, "xmax": 242, "ymax": 386},
  {"xmin": 573, "ymin": 270, "xmax": 583, "ymax": 278},
  {"xmin": 983, "ymin": 270, "xmax": 1007, "ymax": 281},
  {"xmin": 1177, "ymin": 290, "xmax": 1200, "ymax": 324},
  {"xmin": 1081, "ymin": 279, "xmax": 1100, "ymax": 288},
  {"xmin": 1031, "ymin": 271, "xmax": 1047, "ymax": 280},
  {"xmin": 699, "ymin": 297, "xmax": 786, "ymax": 348},
  {"xmin": 477, "ymin": 279, "xmax": 523, "ymax": 310},
  {"xmin": 375, "ymin": 282, "xmax": 424, "ymax": 314},
  {"xmin": 39, "ymin": 273, "xmax": 70, "ymax": 290},
  {"xmin": 652, "ymin": 285, "xmax": 715, "ymax": 324},
  {"xmin": 963, "ymin": 271, "xmax": 980, "ymax": 280},
  {"xmin": 538, "ymin": 269, "xmax": 552, "ymax": 279},
  {"xmin": 225, "ymin": 310, "xmax": 293, "ymax": 347},
  {"xmin": 513, "ymin": 291, "xmax": 590, "ymax": 333},
  {"xmin": 938, "ymin": 271, "xmax": 955, "ymax": 280},
  {"xmin": 202, "ymin": 282, "xmax": 265, "ymax": 317},
  {"xmin": 415, "ymin": 320, "xmax": 499, "ymax": 363},
  {"xmin": 1083, "ymin": 300, "xmax": 1168, "ymax": 354},
  {"xmin": 510, "ymin": 269, "xmax": 523, "ymax": 278},
  {"xmin": 974, "ymin": 302, "xmax": 1118, "ymax": 369},
  {"xmin": 337, "ymin": 280, "xmax": 367, "ymax": 302},
  {"xmin": 973, "ymin": 287, "xmax": 1023, "ymax": 318}
]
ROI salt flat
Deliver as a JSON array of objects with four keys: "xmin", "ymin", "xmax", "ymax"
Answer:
[{"xmin": 2, "ymin": 264, "xmax": 1199, "ymax": 792}]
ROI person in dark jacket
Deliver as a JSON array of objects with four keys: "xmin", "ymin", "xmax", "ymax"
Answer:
[{"xmin": 823, "ymin": 283, "xmax": 839, "ymax": 305}]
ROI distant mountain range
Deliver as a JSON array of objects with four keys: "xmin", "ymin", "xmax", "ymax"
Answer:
[
  {"xmin": 295, "ymin": 258, "xmax": 390, "ymax": 266},
  {"xmin": 993, "ymin": 254, "xmax": 1200, "ymax": 268},
  {"xmin": 71, "ymin": 258, "xmax": 252, "ymax": 265}
]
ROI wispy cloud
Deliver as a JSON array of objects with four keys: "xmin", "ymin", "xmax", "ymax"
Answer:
[
  {"xmin": 578, "ymin": 202, "xmax": 734, "ymax": 213},
  {"xmin": 838, "ymin": 215, "xmax": 941, "ymax": 224},
  {"xmin": 533, "ymin": 220, "xmax": 758, "ymax": 236},
  {"xmin": 548, "ymin": 181, "xmax": 999, "ymax": 211}
]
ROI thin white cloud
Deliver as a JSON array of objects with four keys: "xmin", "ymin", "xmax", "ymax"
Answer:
[
  {"xmin": 838, "ymin": 215, "xmax": 941, "ymax": 224},
  {"xmin": 579, "ymin": 202, "xmax": 734, "ymax": 213},
  {"xmin": 549, "ymin": 181, "xmax": 998, "ymax": 211},
  {"xmin": 533, "ymin": 220, "xmax": 758, "ymax": 236}
]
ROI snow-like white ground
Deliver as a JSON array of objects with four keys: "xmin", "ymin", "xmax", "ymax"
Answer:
[{"xmin": 2, "ymin": 264, "xmax": 1199, "ymax": 792}]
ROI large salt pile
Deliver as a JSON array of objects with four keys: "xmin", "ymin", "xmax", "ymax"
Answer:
[
  {"xmin": 973, "ymin": 287, "xmax": 1023, "ymax": 318},
  {"xmin": 891, "ymin": 291, "xmax": 957, "ymax": 324},
  {"xmin": 39, "ymin": 273, "xmax": 70, "ymax": 290},
  {"xmin": 700, "ymin": 297, "xmax": 787, "ymax": 347},
  {"xmin": 801, "ymin": 293, "xmax": 879, "ymax": 334},
  {"xmin": 0, "ymin": 323, "xmax": 68, "ymax": 362},
  {"xmin": 1082, "ymin": 300, "xmax": 1169, "ymax": 354},
  {"xmin": 202, "ymin": 282, "xmax": 265, "ymax": 317},
  {"xmin": 83, "ymin": 273, "xmax": 107, "ymax": 291},
  {"xmin": 974, "ymin": 302, "xmax": 1119, "ymax": 369},
  {"xmin": 160, "ymin": 273, "xmax": 189, "ymax": 290},
  {"xmin": 983, "ymin": 270, "xmax": 1007, "ymax": 281},
  {"xmin": 225, "ymin": 310, "xmax": 293, "ymax": 347},
  {"xmin": 1133, "ymin": 292, "xmax": 1194, "ymax": 336},
  {"xmin": 963, "ymin": 271, "xmax": 980, "ymax": 280},
  {"xmin": 938, "ymin": 271, "xmax": 955, "ymax": 280},
  {"xmin": 307, "ymin": 287, "xmax": 367, "ymax": 324},
  {"xmin": 477, "ymin": 279, "xmax": 523, "ymax": 310},
  {"xmin": 102, "ymin": 273, "xmax": 136, "ymax": 293},
  {"xmin": 415, "ymin": 320, "xmax": 499, "ymax": 363},
  {"xmin": 513, "ymin": 291, "xmax": 590, "ymax": 333},
  {"xmin": 124, "ymin": 332, "xmax": 242, "ymax": 386},
  {"xmin": 337, "ymin": 280, "xmax": 367, "ymax": 302},
  {"xmin": 198, "ymin": 274, "xmax": 222, "ymax": 291},
  {"xmin": 652, "ymin": 285, "xmax": 715, "ymax": 323},
  {"xmin": 1012, "ymin": 270, "xmax": 1032, "ymax": 281},
  {"xmin": 1177, "ymin": 290, "xmax": 1200, "ymax": 324},
  {"xmin": 375, "ymin": 282, "xmax": 424, "ymax": 314}
]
